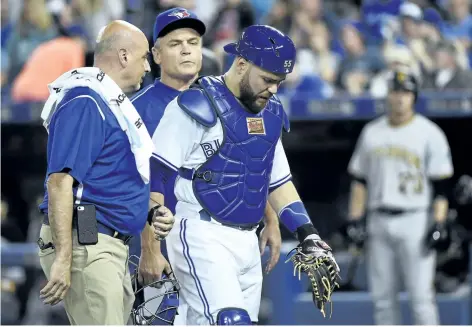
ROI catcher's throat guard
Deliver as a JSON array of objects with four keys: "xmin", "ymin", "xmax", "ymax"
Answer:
[
  {"xmin": 129, "ymin": 255, "xmax": 180, "ymax": 325},
  {"xmin": 286, "ymin": 238, "xmax": 340, "ymax": 318}
]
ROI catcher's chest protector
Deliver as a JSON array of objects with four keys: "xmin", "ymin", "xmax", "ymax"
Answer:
[{"xmin": 183, "ymin": 76, "xmax": 288, "ymax": 227}]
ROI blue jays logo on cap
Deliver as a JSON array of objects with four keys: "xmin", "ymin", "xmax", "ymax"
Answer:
[
  {"xmin": 153, "ymin": 7, "xmax": 206, "ymax": 43},
  {"xmin": 169, "ymin": 9, "xmax": 191, "ymax": 19}
]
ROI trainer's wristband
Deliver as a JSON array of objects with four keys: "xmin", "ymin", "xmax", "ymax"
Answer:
[
  {"xmin": 147, "ymin": 204, "xmax": 161, "ymax": 226},
  {"xmin": 279, "ymin": 201, "xmax": 318, "ymax": 240}
]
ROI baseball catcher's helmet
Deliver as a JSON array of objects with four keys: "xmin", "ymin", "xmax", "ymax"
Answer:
[
  {"xmin": 129, "ymin": 255, "xmax": 180, "ymax": 325},
  {"xmin": 388, "ymin": 70, "xmax": 418, "ymax": 101},
  {"xmin": 223, "ymin": 25, "xmax": 296, "ymax": 74}
]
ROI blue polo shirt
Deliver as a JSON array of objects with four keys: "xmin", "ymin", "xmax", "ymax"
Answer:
[
  {"xmin": 131, "ymin": 79, "xmax": 181, "ymax": 214},
  {"xmin": 39, "ymin": 87, "xmax": 150, "ymax": 236}
]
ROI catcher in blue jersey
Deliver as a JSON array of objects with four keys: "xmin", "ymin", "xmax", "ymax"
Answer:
[{"xmin": 148, "ymin": 24, "xmax": 340, "ymax": 325}]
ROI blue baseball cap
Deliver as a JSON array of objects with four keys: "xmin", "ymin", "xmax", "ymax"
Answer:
[
  {"xmin": 223, "ymin": 25, "xmax": 296, "ymax": 74},
  {"xmin": 153, "ymin": 7, "xmax": 206, "ymax": 43},
  {"xmin": 423, "ymin": 8, "xmax": 443, "ymax": 27}
]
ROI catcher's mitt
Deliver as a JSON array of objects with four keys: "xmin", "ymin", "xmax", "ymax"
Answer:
[{"xmin": 286, "ymin": 237, "xmax": 340, "ymax": 318}]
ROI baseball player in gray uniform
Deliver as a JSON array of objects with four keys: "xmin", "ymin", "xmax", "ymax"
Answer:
[{"xmin": 346, "ymin": 70, "xmax": 454, "ymax": 325}]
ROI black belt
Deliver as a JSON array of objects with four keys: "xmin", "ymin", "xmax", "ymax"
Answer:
[
  {"xmin": 199, "ymin": 210, "xmax": 259, "ymax": 231},
  {"xmin": 43, "ymin": 215, "xmax": 133, "ymax": 245}
]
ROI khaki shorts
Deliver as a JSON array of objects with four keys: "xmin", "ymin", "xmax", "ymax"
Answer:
[{"xmin": 38, "ymin": 225, "xmax": 135, "ymax": 325}]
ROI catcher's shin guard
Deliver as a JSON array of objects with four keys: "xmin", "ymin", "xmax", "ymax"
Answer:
[{"xmin": 216, "ymin": 308, "xmax": 252, "ymax": 325}]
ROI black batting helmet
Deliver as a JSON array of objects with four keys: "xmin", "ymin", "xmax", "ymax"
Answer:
[{"xmin": 388, "ymin": 70, "xmax": 418, "ymax": 102}]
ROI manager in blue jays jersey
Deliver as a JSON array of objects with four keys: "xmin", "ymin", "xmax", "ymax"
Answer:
[
  {"xmin": 130, "ymin": 8, "xmax": 283, "ymax": 291},
  {"xmin": 36, "ymin": 21, "xmax": 175, "ymax": 325},
  {"xmin": 129, "ymin": 7, "xmax": 206, "ymax": 290}
]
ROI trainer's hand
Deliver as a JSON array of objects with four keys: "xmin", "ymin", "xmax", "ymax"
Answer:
[
  {"xmin": 138, "ymin": 250, "xmax": 172, "ymax": 286},
  {"xmin": 39, "ymin": 258, "xmax": 71, "ymax": 306},
  {"xmin": 259, "ymin": 222, "xmax": 281, "ymax": 274},
  {"xmin": 151, "ymin": 206, "xmax": 175, "ymax": 240}
]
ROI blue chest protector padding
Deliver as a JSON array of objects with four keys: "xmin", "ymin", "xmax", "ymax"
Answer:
[
  {"xmin": 177, "ymin": 88, "xmax": 217, "ymax": 127},
  {"xmin": 177, "ymin": 76, "xmax": 289, "ymax": 227}
]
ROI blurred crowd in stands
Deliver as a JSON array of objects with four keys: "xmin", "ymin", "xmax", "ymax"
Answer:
[
  {"xmin": 2, "ymin": 1, "xmax": 472, "ymax": 324},
  {"xmin": 2, "ymin": 0, "xmax": 472, "ymax": 256},
  {"xmin": 1, "ymin": 0, "xmax": 472, "ymax": 108}
]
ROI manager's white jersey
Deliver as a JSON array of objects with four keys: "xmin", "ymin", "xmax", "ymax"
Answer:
[
  {"xmin": 348, "ymin": 114, "xmax": 453, "ymax": 210},
  {"xmin": 152, "ymin": 98, "xmax": 292, "ymax": 217}
]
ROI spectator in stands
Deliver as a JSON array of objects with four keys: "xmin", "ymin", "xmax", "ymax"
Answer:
[
  {"xmin": 1, "ymin": 0, "xmax": 12, "ymax": 49},
  {"xmin": 278, "ymin": 61, "xmax": 334, "ymax": 109},
  {"xmin": 1, "ymin": 52, "xmax": 8, "ymax": 88},
  {"xmin": 68, "ymin": 0, "xmax": 125, "ymax": 50},
  {"xmin": 324, "ymin": 0, "xmax": 360, "ymax": 21},
  {"xmin": 289, "ymin": 0, "xmax": 339, "ymax": 49},
  {"xmin": 11, "ymin": 25, "xmax": 87, "ymax": 103},
  {"xmin": 382, "ymin": 2, "xmax": 430, "ymax": 69},
  {"xmin": 204, "ymin": 0, "xmax": 255, "ymax": 47},
  {"xmin": 418, "ymin": 7, "xmax": 470, "ymax": 71},
  {"xmin": 370, "ymin": 45, "xmax": 419, "ymax": 98},
  {"xmin": 422, "ymin": 7, "xmax": 444, "ymax": 44},
  {"xmin": 5, "ymin": 0, "xmax": 58, "ymax": 84},
  {"xmin": 127, "ymin": 0, "xmax": 200, "ymax": 41},
  {"xmin": 416, "ymin": 7, "xmax": 445, "ymax": 74},
  {"xmin": 165, "ymin": 0, "xmax": 196, "ymax": 10},
  {"xmin": 395, "ymin": 2, "xmax": 424, "ymax": 44},
  {"xmin": 192, "ymin": 0, "xmax": 221, "ymax": 26},
  {"xmin": 361, "ymin": 0, "xmax": 403, "ymax": 46},
  {"xmin": 338, "ymin": 21, "xmax": 384, "ymax": 94},
  {"xmin": 205, "ymin": 0, "xmax": 255, "ymax": 70},
  {"xmin": 341, "ymin": 63, "xmax": 371, "ymax": 96},
  {"xmin": 422, "ymin": 40, "xmax": 472, "ymax": 90},
  {"xmin": 1, "ymin": 0, "xmax": 10, "ymax": 87},
  {"xmin": 126, "ymin": 0, "xmax": 162, "ymax": 39},
  {"xmin": 297, "ymin": 21, "xmax": 340, "ymax": 84},
  {"xmin": 264, "ymin": 0, "xmax": 292, "ymax": 34},
  {"xmin": 250, "ymin": 0, "xmax": 276, "ymax": 23},
  {"xmin": 442, "ymin": 0, "xmax": 472, "ymax": 53}
]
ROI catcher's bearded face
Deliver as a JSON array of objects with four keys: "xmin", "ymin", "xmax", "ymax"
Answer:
[
  {"xmin": 153, "ymin": 28, "xmax": 203, "ymax": 83},
  {"xmin": 239, "ymin": 64, "xmax": 286, "ymax": 113}
]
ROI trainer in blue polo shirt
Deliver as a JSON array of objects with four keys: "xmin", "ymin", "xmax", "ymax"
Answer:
[
  {"xmin": 36, "ymin": 21, "xmax": 175, "ymax": 326},
  {"xmin": 39, "ymin": 86, "xmax": 150, "ymax": 235}
]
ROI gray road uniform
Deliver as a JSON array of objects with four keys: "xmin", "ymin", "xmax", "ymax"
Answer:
[{"xmin": 348, "ymin": 114, "xmax": 454, "ymax": 325}]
